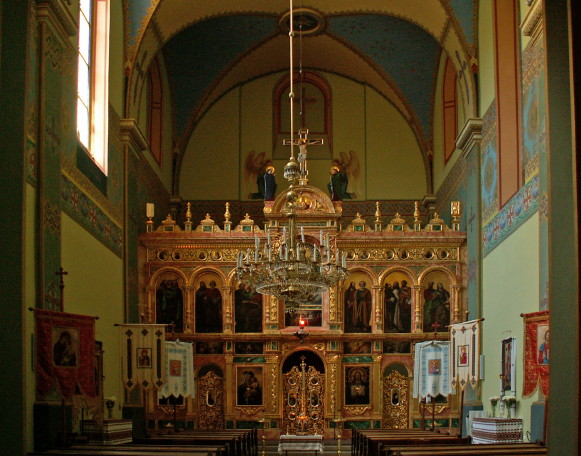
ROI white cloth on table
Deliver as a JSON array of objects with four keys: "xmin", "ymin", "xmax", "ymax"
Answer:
[{"xmin": 278, "ymin": 435, "xmax": 324, "ymax": 454}]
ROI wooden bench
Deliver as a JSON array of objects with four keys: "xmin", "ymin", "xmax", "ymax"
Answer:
[
  {"xmin": 352, "ymin": 429, "xmax": 469, "ymax": 456},
  {"xmin": 352, "ymin": 429, "xmax": 442, "ymax": 455},
  {"xmin": 29, "ymin": 448, "xmax": 221, "ymax": 456},
  {"xmin": 382, "ymin": 442, "xmax": 547, "ymax": 456},
  {"xmin": 134, "ymin": 429, "xmax": 257, "ymax": 456},
  {"xmin": 71, "ymin": 443, "xmax": 226, "ymax": 455}
]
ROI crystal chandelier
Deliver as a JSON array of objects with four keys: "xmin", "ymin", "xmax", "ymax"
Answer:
[{"xmin": 236, "ymin": 1, "xmax": 348, "ymax": 308}]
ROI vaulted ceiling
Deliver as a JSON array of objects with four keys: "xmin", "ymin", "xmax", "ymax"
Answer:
[{"xmin": 124, "ymin": 0, "xmax": 478, "ymax": 163}]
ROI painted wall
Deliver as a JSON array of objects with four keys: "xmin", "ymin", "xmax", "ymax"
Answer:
[
  {"xmin": 365, "ymin": 86, "xmax": 426, "ymax": 200},
  {"xmin": 481, "ymin": 214, "xmax": 539, "ymax": 434},
  {"xmin": 179, "ymin": 71, "xmax": 426, "ymax": 201},
  {"xmin": 181, "ymin": 88, "xmax": 241, "ymax": 200},
  {"xmin": 109, "ymin": 1, "xmax": 124, "ymax": 115},
  {"xmin": 61, "ymin": 214, "xmax": 125, "ymax": 416},
  {"xmin": 478, "ymin": 0, "xmax": 495, "ymax": 116}
]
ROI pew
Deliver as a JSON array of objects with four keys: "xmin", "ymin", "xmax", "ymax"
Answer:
[
  {"xmin": 134, "ymin": 429, "xmax": 257, "ymax": 456},
  {"xmin": 351, "ymin": 429, "xmax": 469, "ymax": 456},
  {"xmin": 29, "ymin": 448, "xmax": 221, "ymax": 456},
  {"xmin": 382, "ymin": 442, "xmax": 547, "ymax": 456},
  {"xmin": 352, "ymin": 428, "xmax": 441, "ymax": 455}
]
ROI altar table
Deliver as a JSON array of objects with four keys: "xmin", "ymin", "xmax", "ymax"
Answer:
[
  {"xmin": 278, "ymin": 434, "xmax": 324, "ymax": 455},
  {"xmin": 472, "ymin": 417, "xmax": 523, "ymax": 444}
]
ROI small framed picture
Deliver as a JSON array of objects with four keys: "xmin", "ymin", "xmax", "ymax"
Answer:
[
  {"xmin": 457, "ymin": 345, "xmax": 469, "ymax": 367},
  {"xmin": 501, "ymin": 337, "xmax": 516, "ymax": 393}
]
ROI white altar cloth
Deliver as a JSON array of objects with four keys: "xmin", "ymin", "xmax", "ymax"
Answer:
[{"xmin": 278, "ymin": 434, "xmax": 324, "ymax": 454}]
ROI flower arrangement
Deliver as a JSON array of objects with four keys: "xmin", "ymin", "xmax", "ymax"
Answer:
[
  {"xmin": 489, "ymin": 396, "xmax": 500, "ymax": 405},
  {"xmin": 502, "ymin": 395, "xmax": 517, "ymax": 406}
]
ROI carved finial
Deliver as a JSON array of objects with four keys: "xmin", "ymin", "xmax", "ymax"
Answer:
[
  {"xmin": 375, "ymin": 202, "xmax": 381, "ymax": 222},
  {"xmin": 186, "ymin": 202, "xmax": 192, "ymax": 222},
  {"xmin": 224, "ymin": 202, "xmax": 231, "ymax": 221},
  {"xmin": 414, "ymin": 201, "xmax": 420, "ymax": 222}
]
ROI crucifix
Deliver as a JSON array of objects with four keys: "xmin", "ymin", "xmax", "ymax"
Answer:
[
  {"xmin": 283, "ymin": 128, "xmax": 323, "ymax": 184},
  {"xmin": 431, "ymin": 321, "xmax": 441, "ymax": 339},
  {"xmin": 55, "ymin": 267, "xmax": 68, "ymax": 312}
]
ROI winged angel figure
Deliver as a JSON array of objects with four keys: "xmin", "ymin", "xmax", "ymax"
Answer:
[
  {"xmin": 332, "ymin": 150, "xmax": 360, "ymax": 199},
  {"xmin": 245, "ymin": 151, "xmax": 275, "ymax": 199}
]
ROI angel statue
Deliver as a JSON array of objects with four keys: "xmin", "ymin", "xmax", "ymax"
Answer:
[
  {"xmin": 245, "ymin": 151, "xmax": 276, "ymax": 200},
  {"xmin": 329, "ymin": 151, "xmax": 360, "ymax": 200}
]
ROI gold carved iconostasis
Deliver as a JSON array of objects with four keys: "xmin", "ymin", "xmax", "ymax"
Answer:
[{"xmin": 139, "ymin": 186, "xmax": 466, "ymax": 435}]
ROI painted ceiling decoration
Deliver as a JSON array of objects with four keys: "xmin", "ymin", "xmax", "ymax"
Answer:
[{"xmin": 124, "ymin": 0, "xmax": 478, "ymax": 173}]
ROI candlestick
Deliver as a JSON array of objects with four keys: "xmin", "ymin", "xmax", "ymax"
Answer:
[{"xmin": 146, "ymin": 203, "xmax": 154, "ymax": 218}]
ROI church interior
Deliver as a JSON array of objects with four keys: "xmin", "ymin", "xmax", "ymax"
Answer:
[{"xmin": 0, "ymin": 0, "xmax": 579, "ymax": 455}]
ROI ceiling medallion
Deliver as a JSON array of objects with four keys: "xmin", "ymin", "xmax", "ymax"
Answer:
[{"xmin": 279, "ymin": 8, "xmax": 327, "ymax": 36}]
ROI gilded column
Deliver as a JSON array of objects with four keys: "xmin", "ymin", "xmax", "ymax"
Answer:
[
  {"xmin": 412, "ymin": 285, "xmax": 423, "ymax": 333},
  {"xmin": 222, "ymin": 285, "xmax": 233, "ymax": 333},
  {"xmin": 265, "ymin": 296, "xmax": 279, "ymax": 331},
  {"xmin": 328, "ymin": 286, "xmax": 338, "ymax": 323},
  {"xmin": 372, "ymin": 285, "xmax": 383, "ymax": 332},
  {"xmin": 265, "ymin": 354, "xmax": 280, "ymax": 416},
  {"xmin": 325, "ymin": 354, "xmax": 341, "ymax": 418},
  {"xmin": 372, "ymin": 354, "xmax": 383, "ymax": 420},
  {"xmin": 145, "ymin": 285, "xmax": 155, "ymax": 322},
  {"xmin": 184, "ymin": 286, "xmax": 194, "ymax": 332},
  {"xmin": 451, "ymin": 285, "xmax": 461, "ymax": 323},
  {"xmin": 224, "ymin": 354, "xmax": 234, "ymax": 418}
]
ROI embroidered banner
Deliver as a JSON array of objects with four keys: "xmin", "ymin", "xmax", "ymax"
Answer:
[
  {"xmin": 119, "ymin": 324, "xmax": 166, "ymax": 391},
  {"xmin": 522, "ymin": 311, "xmax": 549, "ymax": 397},
  {"xmin": 35, "ymin": 309, "xmax": 97, "ymax": 399},
  {"xmin": 450, "ymin": 319, "xmax": 481, "ymax": 391},
  {"xmin": 413, "ymin": 341, "xmax": 451, "ymax": 399},
  {"xmin": 158, "ymin": 340, "xmax": 195, "ymax": 399}
]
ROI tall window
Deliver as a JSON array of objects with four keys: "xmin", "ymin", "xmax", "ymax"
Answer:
[
  {"xmin": 148, "ymin": 58, "xmax": 163, "ymax": 166},
  {"xmin": 77, "ymin": 0, "xmax": 110, "ymax": 172},
  {"xmin": 442, "ymin": 57, "xmax": 457, "ymax": 164}
]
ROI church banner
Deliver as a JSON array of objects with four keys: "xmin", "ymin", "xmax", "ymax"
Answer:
[
  {"xmin": 450, "ymin": 319, "xmax": 482, "ymax": 391},
  {"xmin": 35, "ymin": 309, "xmax": 97, "ymax": 399},
  {"xmin": 413, "ymin": 341, "xmax": 451, "ymax": 399},
  {"xmin": 120, "ymin": 324, "xmax": 166, "ymax": 391},
  {"xmin": 522, "ymin": 311, "xmax": 549, "ymax": 398},
  {"xmin": 158, "ymin": 340, "xmax": 195, "ymax": 399}
]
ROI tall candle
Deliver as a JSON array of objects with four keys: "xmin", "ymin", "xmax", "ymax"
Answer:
[
  {"xmin": 146, "ymin": 203, "xmax": 154, "ymax": 218},
  {"xmin": 301, "ymin": 226, "xmax": 305, "ymax": 243}
]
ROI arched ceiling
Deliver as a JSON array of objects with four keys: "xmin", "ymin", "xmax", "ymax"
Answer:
[{"xmin": 124, "ymin": 0, "xmax": 478, "ymax": 171}]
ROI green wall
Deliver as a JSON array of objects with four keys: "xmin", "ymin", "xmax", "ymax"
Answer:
[
  {"xmin": 481, "ymin": 214, "xmax": 539, "ymax": 433},
  {"xmin": 478, "ymin": 0, "xmax": 496, "ymax": 116},
  {"xmin": 61, "ymin": 214, "xmax": 124, "ymax": 416}
]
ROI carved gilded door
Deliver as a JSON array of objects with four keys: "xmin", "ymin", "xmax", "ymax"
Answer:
[
  {"xmin": 197, "ymin": 371, "xmax": 225, "ymax": 429},
  {"xmin": 382, "ymin": 371, "xmax": 409, "ymax": 429},
  {"xmin": 282, "ymin": 358, "xmax": 324, "ymax": 435}
]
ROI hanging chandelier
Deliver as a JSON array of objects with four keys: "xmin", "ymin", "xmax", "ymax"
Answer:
[{"xmin": 236, "ymin": 1, "xmax": 347, "ymax": 308}]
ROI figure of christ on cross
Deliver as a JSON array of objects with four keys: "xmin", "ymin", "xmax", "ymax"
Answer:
[{"xmin": 282, "ymin": 128, "xmax": 323, "ymax": 184}]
